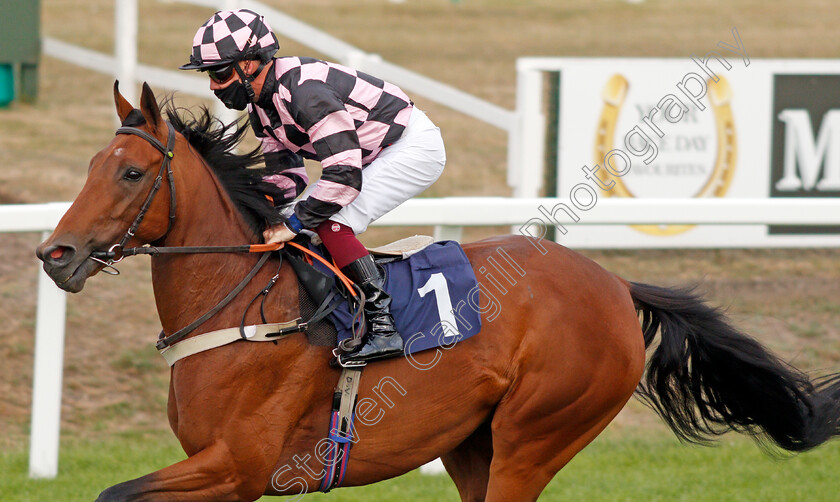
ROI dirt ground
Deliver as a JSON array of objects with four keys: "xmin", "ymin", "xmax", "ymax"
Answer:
[{"xmin": 2, "ymin": 0, "xmax": 840, "ymax": 449}]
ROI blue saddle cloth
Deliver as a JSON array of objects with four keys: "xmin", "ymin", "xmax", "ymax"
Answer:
[{"xmin": 310, "ymin": 240, "xmax": 482, "ymax": 355}]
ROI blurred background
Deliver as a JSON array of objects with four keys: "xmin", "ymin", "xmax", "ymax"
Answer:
[{"xmin": 1, "ymin": 0, "xmax": 839, "ymax": 500}]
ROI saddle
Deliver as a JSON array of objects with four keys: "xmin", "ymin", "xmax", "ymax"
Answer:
[
  {"xmin": 291, "ymin": 234, "xmax": 434, "ymax": 339},
  {"xmin": 367, "ymin": 234, "xmax": 436, "ymax": 259},
  {"xmin": 288, "ymin": 235, "xmax": 482, "ymax": 355}
]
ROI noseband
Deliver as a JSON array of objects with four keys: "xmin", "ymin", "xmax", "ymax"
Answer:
[{"xmin": 90, "ymin": 122, "xmax": 177, "ymax": 270}]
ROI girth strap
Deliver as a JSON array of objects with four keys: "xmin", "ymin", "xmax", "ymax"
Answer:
[{"xmin": 320, "ymin": 367, "xmax": 364, "ymax": 492}]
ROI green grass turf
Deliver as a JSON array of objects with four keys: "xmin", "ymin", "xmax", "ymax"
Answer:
[{"xmin": 2, "ymin": 431, "xmax": 839, "ymax": 501}]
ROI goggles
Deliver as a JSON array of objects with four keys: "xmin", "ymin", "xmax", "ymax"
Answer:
[{"xmin": 207, "ymin": 64, "xmax": 236, "ymax": 84}]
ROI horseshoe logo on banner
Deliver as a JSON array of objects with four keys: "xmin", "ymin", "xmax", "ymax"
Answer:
[{"xmin": 593, "ymin": 74, "xmax": 738, "ymax": 236}]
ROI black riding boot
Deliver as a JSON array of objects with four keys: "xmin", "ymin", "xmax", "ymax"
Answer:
[{"xmin": 338, "ymin": 254, "xmax": 404, "ymax": 363}]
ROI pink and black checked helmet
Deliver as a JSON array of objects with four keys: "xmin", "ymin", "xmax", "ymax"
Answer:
[{"xmin": 179, "ymin": 9, "xmax": 279, "ymax": 70}]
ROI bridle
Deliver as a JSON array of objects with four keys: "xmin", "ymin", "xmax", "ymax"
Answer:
[
  {"xmin": 90, "ymin": 121, "xmax": 282, "ymax": 265},
  {"xmin": 88, "ymin": 120, "xmax": 281, "ymax": 266},
  {"xmin": 88, "ymin": 121, "xmax": 276, "ymax": 349},
  {"xmin": 85, "ymin": 121, "xmax": 360, "ymax": 350},
  {"xmin": 90, "ymin": 122, "xmax": 177, "ymax": 272}
]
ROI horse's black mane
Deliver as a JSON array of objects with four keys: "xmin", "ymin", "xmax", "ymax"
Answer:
[{"xmin": 124, "ymin": 100, "xmax": 291, "ymax": 236}]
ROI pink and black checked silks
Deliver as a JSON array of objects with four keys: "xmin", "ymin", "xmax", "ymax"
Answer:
[{"xmin": 180, "ymin": 9, "xmax": 279, "ymax": 69}]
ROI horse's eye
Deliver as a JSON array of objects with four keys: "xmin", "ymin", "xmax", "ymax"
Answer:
[{"xmin": 123, "ymin": 168, "xmax": 144, "ymax": 182}]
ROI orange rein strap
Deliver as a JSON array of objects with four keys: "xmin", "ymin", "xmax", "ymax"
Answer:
[{"xmin": 249, "ymin": 241, "xmax": 358, "ymax": 298}]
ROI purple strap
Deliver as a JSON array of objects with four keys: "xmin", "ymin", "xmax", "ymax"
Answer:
[{"xmin": 319, "ymin": 410, "xmax": 357, "ymax": 492}]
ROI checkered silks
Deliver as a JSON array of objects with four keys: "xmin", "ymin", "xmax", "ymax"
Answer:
[{"xmin": 189, "ymin": 9, "xmax": 278, "ymax": 67}]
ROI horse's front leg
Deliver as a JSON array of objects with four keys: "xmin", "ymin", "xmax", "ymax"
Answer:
[{"xmin": 96, "ymin": 440, "xmax": 270, "ymax": 502}]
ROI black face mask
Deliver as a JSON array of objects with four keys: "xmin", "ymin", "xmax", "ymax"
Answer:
[{"xmin": 214, "ymin": 81, "xmax": 250, "ymax": 111}]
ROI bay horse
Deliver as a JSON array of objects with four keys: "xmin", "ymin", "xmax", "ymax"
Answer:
[{"xmin": 37, "ymin": 82, "xmax": 840, "ymax": 502}]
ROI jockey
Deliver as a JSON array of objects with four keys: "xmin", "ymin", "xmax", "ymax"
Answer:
[{"xmin": 180, "ymin": 9, "xmax": 446, "ymax": 364}]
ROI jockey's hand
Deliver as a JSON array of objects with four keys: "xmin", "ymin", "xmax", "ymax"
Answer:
[{"xmin": 263, "ymin": 223, "xmax": 297, "ymax": 245}]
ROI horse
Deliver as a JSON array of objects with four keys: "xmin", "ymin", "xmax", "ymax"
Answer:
[{"xmin": 36, "ymin": 82, "xmax": 840, "ymax": 502}]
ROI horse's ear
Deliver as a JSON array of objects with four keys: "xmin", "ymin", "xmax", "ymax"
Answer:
[
  {"xmin": 113, "ymin": 80, "xmax": 134, "ymax": 123},
  {"xmin": 139, "ymin": 82, "xmax": 163, "ymax": 130}
]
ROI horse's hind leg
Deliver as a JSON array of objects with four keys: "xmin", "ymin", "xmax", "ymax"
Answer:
[
  {"xmin": 483, "ymin": 336, "xmax": 644, "ymax": 500},
  {"xmin": 441, "ymin": 419, "xmax": 493, "ymax": 502},
  {"xmin": 484, "ymin": 405, "xmax": 625, "ymax": 501}
]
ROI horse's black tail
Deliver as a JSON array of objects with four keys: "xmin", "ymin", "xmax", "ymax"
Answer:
[{"xmin": 629, "ymin": 281, "xmax": 840, "ymax": 452}]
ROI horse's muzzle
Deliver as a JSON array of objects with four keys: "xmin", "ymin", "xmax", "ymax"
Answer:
[{"xmin": 35, "ymin": 241, "xmax": 101, "ymax": 293}]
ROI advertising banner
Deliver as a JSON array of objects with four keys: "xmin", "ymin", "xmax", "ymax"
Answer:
[{"xmin": 550, "ymin": 55, "xmax": 840, "ymax": 248}]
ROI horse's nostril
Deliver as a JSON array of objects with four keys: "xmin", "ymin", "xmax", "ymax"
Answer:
[{"xmin": 42, "ymin": 244, "xmax": 76, "ymax": 265}]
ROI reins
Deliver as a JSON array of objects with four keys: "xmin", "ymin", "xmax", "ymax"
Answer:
[
  {"xmin": 94, "ymin": 239, "xmax": 355, "ymax": 294},
  {"xmin": 87, "ymin": 121, "xmax": 359, "ymax": 350}
]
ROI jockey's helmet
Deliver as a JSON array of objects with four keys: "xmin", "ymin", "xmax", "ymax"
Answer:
[{"xmin": 179, "ymin": 9, "xmax": 279, "ymax": 71}]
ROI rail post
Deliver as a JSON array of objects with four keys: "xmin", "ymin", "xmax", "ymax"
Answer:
[{"xmin": 28, "ymin": 232, "xmax": 68, "ymax": 479}]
